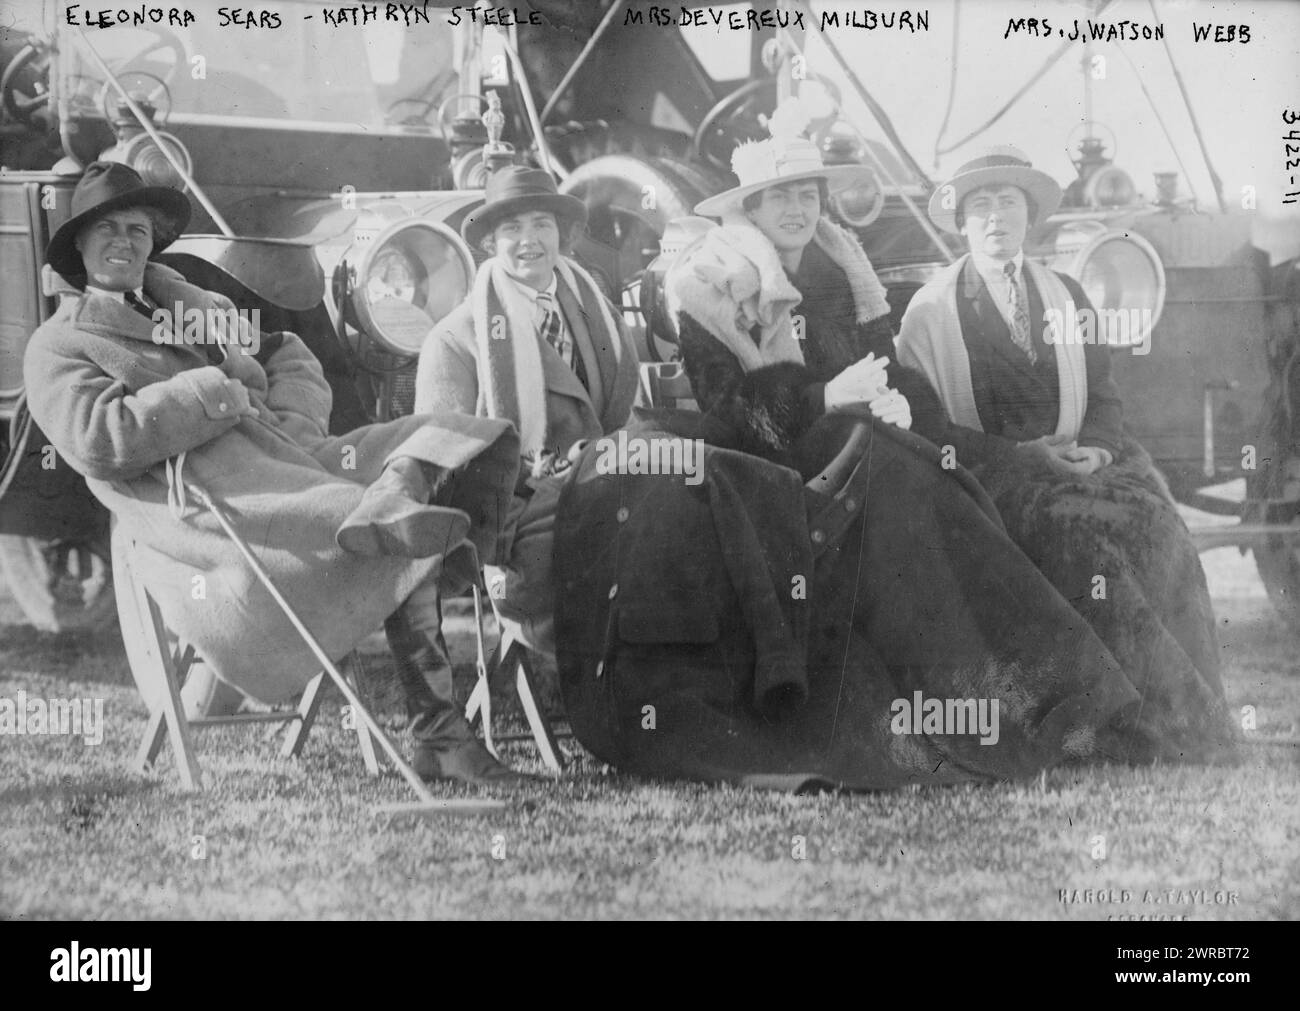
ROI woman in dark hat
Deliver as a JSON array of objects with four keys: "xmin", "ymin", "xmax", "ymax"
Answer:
[
  {"xmin": 25, "ymin": 162, "xmax": 533, "ymax": 785},
  {"xmin": 897, "ymin": 146, "xmax": 1237, "ymax": 764},
  {"xmin": 415, "ymin": 164, "xmax": 640, "ymax": 657}
]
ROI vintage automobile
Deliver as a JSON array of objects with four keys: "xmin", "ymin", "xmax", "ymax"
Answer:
[{"xmin": 2, "ymin": 0, "xmax": 1298, "ymax": 666}]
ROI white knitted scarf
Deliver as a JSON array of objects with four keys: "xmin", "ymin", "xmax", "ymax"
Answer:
[
  {"xmin": 896, "ymin": 254, "xmax": 1089, "ymax": 439},
  {"xmin": 471, "ymin": 256, "xmax": 622, "ymax": 455}
]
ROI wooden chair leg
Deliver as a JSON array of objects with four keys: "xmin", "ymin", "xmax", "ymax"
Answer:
[
  {"xmin": 466, "ymin": 584, "xmax": 499, "ymax": 759},
  {"xmin": 133, "ymin": 708, "xmax": 167, "ymax": 773},
  {"xmin": 142, "ymin": 592, "xmax": 204, "ymax": 791},
  {"xmin": 279, "ymin": 671, "xmax": 326, "ymax": 758},
  {"xmin": 343, "ymin": 653, "xmax": 382, "ymax": 776},
  {"xmin": 132, "ymin": 622, "xmax": 196, "ymax": 771},
  {"xmin": 510, "ymin": 642, "xmax": 565, "ymax": 772},
  {"xmin": 472, "ymin": 572, "xmax": 571, "ymax": 771}
]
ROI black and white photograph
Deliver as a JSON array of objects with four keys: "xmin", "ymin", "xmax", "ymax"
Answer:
[{"xmin": 0, "ymin": 0, "xmax": 1296, "ymax": 935}]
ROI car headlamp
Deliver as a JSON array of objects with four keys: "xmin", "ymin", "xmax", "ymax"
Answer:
[
  {"xmin": 346, "ymin": 218, "xmax": 474, "ymax": 356},
  {"xmin": 830, "ymin": 173, "xmax": 884, "ymax": 230},
  {"xmin": 820, "ymin": 125, "xmax": 884, "ymax": 229},
  {"xmin": 1051, "ymin": 223, "xmax": 1166, "ymax": 347},
  {"xmin": 1083, "ymin": 166, "xmax": 1137, "ymax": 208},
  {"xmin": 109, "ymin": 132, "xmax": 192, "ymax": 190}
]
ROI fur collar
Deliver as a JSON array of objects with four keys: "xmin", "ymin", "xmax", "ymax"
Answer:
[{"xmin": 666, "ymin": 215, "xmax": 891, "ymax": 372}]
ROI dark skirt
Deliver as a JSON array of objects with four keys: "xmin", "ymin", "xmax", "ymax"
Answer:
[{"xmin": 552, "ymin": 411, "xmax": 1238, "ymax": 790}]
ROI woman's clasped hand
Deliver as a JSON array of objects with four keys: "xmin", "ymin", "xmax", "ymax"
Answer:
[{"xmin": 824, "ymin": 353, "xmax": 912, "ymax": 429}]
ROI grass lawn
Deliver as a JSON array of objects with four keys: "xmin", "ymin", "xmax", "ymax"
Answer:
[{"xmin": 1, "ymin": 545, "xmax": 1297, "ymax": 920}]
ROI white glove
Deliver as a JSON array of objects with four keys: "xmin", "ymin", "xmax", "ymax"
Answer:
[
  {"xmin": 825, "ymin": 353, "xmax": 891, "ymax": 414},
  {"xmin": 868, "ymin": 389, "xmax": 912, "ymax": 430}
]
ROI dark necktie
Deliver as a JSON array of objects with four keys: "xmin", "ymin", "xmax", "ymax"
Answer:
[
  {"xmin": 123, "ymin": 289, "xmax": 155, "ymax": 320},
  {"xmin": 1003, "ymin": 260, "xmax": 1037, "ymax": 364}
]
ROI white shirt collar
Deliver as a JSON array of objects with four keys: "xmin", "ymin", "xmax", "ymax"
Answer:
[{"xmin": 86, "ymin": 284, "xmax": 149, "ymax": 305}]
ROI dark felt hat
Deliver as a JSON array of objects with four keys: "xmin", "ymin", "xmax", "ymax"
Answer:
[
  {"xmin": 45, "ymin": 161, "xmax": 192, "ymax": 279},
  {"xmin": 461, "ymin": 165, "xmax": 586, "ymax": 249}
]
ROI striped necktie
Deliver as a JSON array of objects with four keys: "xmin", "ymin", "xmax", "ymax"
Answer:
[
  {"xmin": 1003, "ymin": 260, "xmax": 1037, "ymax": 364},
  {"xmin": 536, "ymin": 290, "xmax": 569, "ymax": 363}
]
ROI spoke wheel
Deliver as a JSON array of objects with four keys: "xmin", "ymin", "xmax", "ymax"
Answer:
[
  {"xmin": 1253, "ymin": 496, "xmax": 1300, "ymax": 625},
  {"xmin": 0, "ymin": 533, "xmax": 116, "ymax": 632}
]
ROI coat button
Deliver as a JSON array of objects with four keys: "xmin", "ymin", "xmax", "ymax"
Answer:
[
  {"xmin": 608, "ymin": 582, "xmax": 618, "ymax": 599},
  {"xmin": 810, "ymin": 530, "xmax": 825, "ymax": 544},
  {"xmin": 595, "ymin": 660, "xmax": 605, "ymax": 679},
  {"xmin": 844, "ymin": 498, "xmax": 857, "ymax": 512},
  {"xmin": 217, "ymin": 402, "xmax": 229, "ymax": 412},
  {"xmin": 616, "ymin": 507, "xmax": 629, "ymax": 523}
]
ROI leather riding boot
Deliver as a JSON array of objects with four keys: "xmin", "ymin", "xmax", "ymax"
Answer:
[
  {"xmin": 337, "ymin": 456, "xmax": 471, "ymax": 558},
  {"xmin": 386, "ymin": 581, "xmax": 535, "ymax": 786}
]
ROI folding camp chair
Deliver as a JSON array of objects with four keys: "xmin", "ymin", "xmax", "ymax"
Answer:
[
  {"xmin": 121, "ymin": 476, "xmax": 505, "ymax": 816},
  {"xmin": 120, "ymin": 536, "xmax": 383, "ymax": 793}
]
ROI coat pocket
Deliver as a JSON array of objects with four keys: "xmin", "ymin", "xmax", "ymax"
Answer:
[{"xmin": 610, "ymin": 595, "xmax": 739, "ymax": 718}]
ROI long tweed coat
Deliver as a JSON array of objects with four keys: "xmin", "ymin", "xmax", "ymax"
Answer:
[{"xmin": 23, "ymin": 263, "xmax": 519, "ymax": 702}]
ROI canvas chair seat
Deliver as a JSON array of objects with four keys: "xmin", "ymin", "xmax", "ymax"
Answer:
[{"xmin": 114, "ymin": 526, "xmax": 383, "ymax": 791}]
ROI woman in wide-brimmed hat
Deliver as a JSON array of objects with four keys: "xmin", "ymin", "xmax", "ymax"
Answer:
[
  {"xmin": 24, "ymin": 162, "xmax": 534, "ymax": 785},
  {"xmin": 666, "ymin": 99, "xmax": 910, "ymax": 458},
  {"xmin": 896, "ymin": 146, "xmax": 1237, "ymax": 763}
]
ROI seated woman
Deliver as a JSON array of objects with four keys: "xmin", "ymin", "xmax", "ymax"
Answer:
[
  {"xmin": 896, "ymin": 146, "xmax": 1236, "ymax": 764},
  {"xmin": 23, "ymin": 163, "xmax": 530, "ymax": 785},
  {"xmin": 550, "ymin": 105, "xmax": 1226, "ymax": 791}
]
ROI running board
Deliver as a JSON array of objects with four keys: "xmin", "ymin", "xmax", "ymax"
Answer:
[{"xmin": 1190, "ymin": 524, "xmax": 1300, "ymax": 551}]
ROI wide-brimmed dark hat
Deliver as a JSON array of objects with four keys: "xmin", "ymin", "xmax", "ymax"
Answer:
[
  {"xmin": 461, "ymin": 165, "xmax": 586, "ymax": 249},
  {"xmin": 46, "ymin": 161, "xmax": 192, "ymax": 279},
  {"xmin": 928, "ymin": 145, "xmax": 1061, "ymax": 236}
]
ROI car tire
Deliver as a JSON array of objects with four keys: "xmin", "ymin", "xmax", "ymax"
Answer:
[
  {"xmin": 1254, "ymin": 533, "xmax": 1300, "ymax": 627},
  {"xmin": 0, "ymin": 533, "xmax": 117, "ymax": 633}
]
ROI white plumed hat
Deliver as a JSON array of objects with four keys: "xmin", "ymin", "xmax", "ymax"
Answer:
[{"xmin": 694, "ymin": 96, "xmax": 878, "ymax": 218}]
